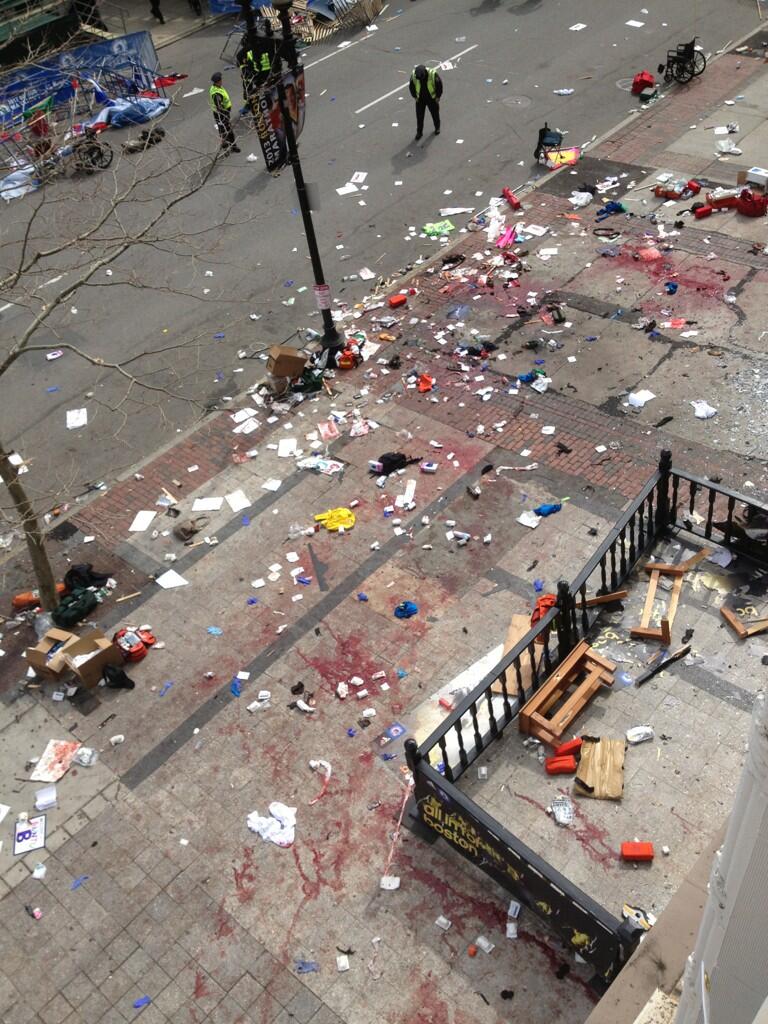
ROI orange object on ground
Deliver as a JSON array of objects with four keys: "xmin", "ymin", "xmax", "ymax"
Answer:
[
  {"xmin": 467, "ymin": 945, "xmax": 478, "ymax": 957},
  {"xmin": 502, "ymin": 187, "xmax": 522, "ymax": 210},
  {"xmin": 694, "ymin": 205, "xmax": 713, "ymax": 220},
  {"xmin": 553, "ymin": 737, "xmax": 583, "ymax": 758},
  {"xmin": 12, "ymin": 583, "xmax": 67, "ymax": 611},
  {"xmin": 531, "ymin": 593, "xmax": 557, "ymax": 643},
  {"xmin": 388, "ymin": 294, "xmax": 407, "ymax": 308},
  {"xmin": 545, "ymin": 755, "xmax": 577, "ymax": 775},
  {"xmin": 417, "ymin": 374, "xmax": 435, "ymax": 393},
  {"xmin": 621, "ymin": 841, "xmax": 655, "ymax": 862}
]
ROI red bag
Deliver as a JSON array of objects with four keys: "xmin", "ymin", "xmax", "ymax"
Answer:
[
  {"xmin": 631, "ymin": 70, "xmax": 655, "ymax": 95},
  {"xmin": 113, "ymin": 628, "xmax": 148, "ymax": 662},
  {"xmin": 736, "ymin": 189, "xmax": 768, "ymax": 217}
]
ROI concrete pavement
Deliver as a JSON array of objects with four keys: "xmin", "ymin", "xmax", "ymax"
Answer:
[
  {"xmin": 0, "ymin": 0, "xmax": 762, "ymax": 512},
  {"xmin": 1, "ymin": 31, "xmax": 768, "ymax": 1022}
]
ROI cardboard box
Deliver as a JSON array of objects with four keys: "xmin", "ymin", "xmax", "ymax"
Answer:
[
  {"xmin": 61, "ymin": 630, "xmax": 123, "ymax": 689},
  {"xmin": 266, "ymin": 345, "xmax": 307, "ymax": 379},
  {"xmin": 26, "ymin": 628, "xmax": 79, "ymax": 680}
]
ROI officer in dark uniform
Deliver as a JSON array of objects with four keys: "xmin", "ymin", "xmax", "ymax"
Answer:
[{"xmin": 408, "ymin": 64, "xmax": 443, "ymax": 140}]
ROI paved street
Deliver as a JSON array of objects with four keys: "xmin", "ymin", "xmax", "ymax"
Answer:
[
  {"xmin": 1, "ymin": 5, "xmax": 768, "ymax": 1024},
  {"xmin": 0, "ymin": 0, "xmax": 761, "ymax": 507}
]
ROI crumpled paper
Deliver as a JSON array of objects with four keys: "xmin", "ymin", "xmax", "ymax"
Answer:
[{"xmin": 246, "ymin": 802, "xmax": 296, "ymax": 847}]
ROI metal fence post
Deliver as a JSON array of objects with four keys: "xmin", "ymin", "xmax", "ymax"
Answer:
[
  {"xmin": 556, "ymin": 579, "xmax": 573, "ymax": 655},
  {"xmin": 656, "ymin": 449, "xmax": 673, "ymax": 533},
  {"xmin": 405, "ymin": 738, "xmax": 421, "ymax": 774}
]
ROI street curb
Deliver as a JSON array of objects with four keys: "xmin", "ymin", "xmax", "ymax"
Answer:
[
  {"xmin": 154, "ymin": 14, "xmax": 228, "ymax": 51},
  {"xmin": 4, "ymin": 16, "xmax": 764, "ymax": 560}
]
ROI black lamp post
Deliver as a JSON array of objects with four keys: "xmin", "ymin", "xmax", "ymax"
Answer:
[{"xmin": 240, "ymin": 0, "xmax": 339, "ymax": 350}]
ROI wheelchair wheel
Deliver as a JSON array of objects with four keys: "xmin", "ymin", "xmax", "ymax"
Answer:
[
  {"xmin": 692, "ymin": 50, "xmax": 707, "ymax": 76},
  {"xmin": 673, "ymin": 60, "xmax": 695, "ymax": 84}
]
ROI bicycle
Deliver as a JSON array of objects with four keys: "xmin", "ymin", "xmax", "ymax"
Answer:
[{"xmin": 658, "ymin": 38, "xmax": 707, "ymax": 85}]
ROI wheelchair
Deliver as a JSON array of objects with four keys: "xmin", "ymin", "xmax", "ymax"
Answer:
[{"xmin": 658, "ymin": 38, "xmax": 707, "ymax": 84}]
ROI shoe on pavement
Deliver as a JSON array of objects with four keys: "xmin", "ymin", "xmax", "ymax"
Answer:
[
  {"xmin": 434, "ymin": 128, "xmax": 441, "ymax": 135},
  {"xmin": 232, "ymin": 145, "xmax": 241, "ymax": 153},
  {"xmin": 415, "ymin": 133, "xmax": 423, "ymax": 141}
]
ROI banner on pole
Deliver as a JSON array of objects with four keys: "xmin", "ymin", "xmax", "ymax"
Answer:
[{"xmin": 253, "ymin": 66, "xmax": 306, "ymax": 174}]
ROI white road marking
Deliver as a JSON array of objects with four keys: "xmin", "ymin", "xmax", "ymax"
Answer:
[
  {"xmin": 0, "ymin": 303, "xmax": 12, "ymax": 313},
  {"xmin": 354, "ymin": 44, "xmax": 479, "ymax": 114},
  {"xmin": 38, "ymin": 274, "xmax": 65, "ymax": 288},
  {"xmin": 304, "ymin": 35, "xmax": 371, "ymax": 69}
]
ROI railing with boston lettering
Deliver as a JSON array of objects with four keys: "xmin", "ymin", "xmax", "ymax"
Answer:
[{"xmin": 406, "ymin": 449, "xmax": 767, "ymax": 983}]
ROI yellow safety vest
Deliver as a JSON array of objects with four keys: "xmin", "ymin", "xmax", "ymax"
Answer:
[
  {"xmin": 411, "ymin": 68, "xmax": 439, "ymax": 99},
  {"xmin": 245, "ymin": 49, "xmax": 271, "ymax": 73},
  {"xmin": 209, "ymin": 84, "xmax": 232, "ymax": 111}
]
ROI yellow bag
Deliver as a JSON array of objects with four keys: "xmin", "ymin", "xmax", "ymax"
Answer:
[{"xmin": 314, "ymin": 507, "xmax": 356, "ymax": 532}]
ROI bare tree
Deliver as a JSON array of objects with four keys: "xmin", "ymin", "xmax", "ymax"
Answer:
[{"xmin": 0, "ymin": 99, "xmax": 259, "ymax": 610}]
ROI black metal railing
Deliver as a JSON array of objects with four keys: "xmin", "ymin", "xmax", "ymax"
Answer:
[{"xmin": 406, "ymin": 449, "xmax": 767, "ymax": 981}]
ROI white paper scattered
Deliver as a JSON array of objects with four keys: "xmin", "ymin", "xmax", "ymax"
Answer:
[
  {"xmin": 277, "ymin": 437, "xmax": 298, "ymax": 458},
  {"xmin": 225, "ymin": 490, "xmax": 251, "ymax": 513},
  {"xmin": 541, "ymin": 425, "xmax": 556, "ymax": 435},
  {"xmin": 626, "ymin": 19, "xmax": 645, "ymax": 27},
  {"xmin": 192, "ymin": 497, "xmax": 224, "ymax": 512},
  {"xmin": 156, "ymin": 569, "xmax": 189, "ymax": 589},
  {"xmin": 351, "ymin": 171, "xmax": 368, "ymax": 184},
  {"xmin": 569, "ymin": 23, "xmax": 586, "ymax": 30},
  {"xmin": 336, "ymin": 182, "xmax": 359, "ymax": 196},
  {"xmin": 66, "ymin": 408, "xmax": 87, "ymax": 430},
  {"xmin": 128, "ymin": 510, "xmax": 157, "ymax": 533},
  {"xmin": 691, "ymin": 400, "xmax": 717, "ymax": 419},
  {"xmin": 628, "ymin": 389, "xmax": 656, "ymax": 408},
  {"xmin": 517, "ymin": 511, "xmax": 542, "ymax": 529},
  {"xmin": 262, "ymin": 478, "xmax": 282, "ymax": 492}
]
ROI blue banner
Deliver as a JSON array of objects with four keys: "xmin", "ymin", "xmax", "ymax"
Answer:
[
  {"xmin": 208, "ymin": 0, "xmax": 266, "ymax": 12},
  {"xmin": 0, "ymin": 31, "xmax": 159, "ymax": 128}
]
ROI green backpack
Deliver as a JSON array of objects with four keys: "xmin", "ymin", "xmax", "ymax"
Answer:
[{"xmin": 51, "ymin": 588, "xmax": 98, "ymax": 628}]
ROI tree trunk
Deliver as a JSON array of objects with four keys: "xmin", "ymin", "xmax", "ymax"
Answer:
[{"xmin": 0, "ymin": 440, "xmax": 59, "ymax": 612}]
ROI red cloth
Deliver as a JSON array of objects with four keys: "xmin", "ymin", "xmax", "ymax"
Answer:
[
  {"xmin": 631, "ymin": 70, "xmax": 655, "ymax": 94},
  {"xmin": 154, "ymin": 74, "xmax": 188, "ymax": 87}
]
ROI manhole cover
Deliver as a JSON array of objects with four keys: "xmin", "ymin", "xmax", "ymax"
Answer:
[
  {"xmin": 502, "ymin": 94, "xmax": 532, "ymax": 109},
  {"xmin": 616, "ymin": 78, "xmax": 634, "ymax": 91}
]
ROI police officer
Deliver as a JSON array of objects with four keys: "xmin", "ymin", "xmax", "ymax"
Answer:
[
  {"xmin": 409, "ymin": 64, "xmax": 442, "ymax": 140},
  {"xmin": 240, "ymin": 45, "xmax": 272, "ymax": 105},
  {"xmin": 209, "ymin": 72, "xmax": 240, "ymax": 155}
]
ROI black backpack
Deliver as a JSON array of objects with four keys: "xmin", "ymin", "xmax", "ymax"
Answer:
[{"xmin": 377, "ymin": 452, "xmax": 421, "ymax": 475}]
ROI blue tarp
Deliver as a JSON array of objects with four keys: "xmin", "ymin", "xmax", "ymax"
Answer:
[
  {"xmin": 0, "ymin": 31, "xmax": 159, "ymax": 129},
  {"xmin": 208, "ymin": 0, "xmax": 266, "ymax": 12}
]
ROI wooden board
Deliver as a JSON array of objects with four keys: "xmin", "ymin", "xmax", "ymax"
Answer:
[
  {"xmin": 644, "ymin": 549, "xmax": 712, "ymax": 576},
  {"xmin": 577, "ymin": 590, "xmax": 629, "ymax": 608},
  {"xmin": 574, "ymin": 738, "xmax": 626, "ymax": 800},
  {"xmin": 631, "ymin": 568, "xmax": 676, "ymax": 644},
  {"xmin": 721, "ymin": 606, "xmax": 768, "ymax": 639},
  {"xmin": 491, "ymin": 613, "xmax": 536, "ymax": 697}
]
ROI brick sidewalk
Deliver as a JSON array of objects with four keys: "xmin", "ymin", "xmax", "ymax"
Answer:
[
  {"xmin": 592, "ymin": 52, "xmax": 762, "ymax": 164},
  {"xmin": 2, "ymin": 36, "xmax": 768, "ymax": 1024}
]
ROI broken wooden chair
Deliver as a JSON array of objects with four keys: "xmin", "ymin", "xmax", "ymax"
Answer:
[
  {"xmin": 720, "ymin": 606, "xmax": 768, "ymax": 640},
  {"xmin": 630, "ymin": 549, "xmax": 710, "ymax": 644},
  {"xmin": 519, "ymin": 640, "xmax": 616, "ymax": 747}
]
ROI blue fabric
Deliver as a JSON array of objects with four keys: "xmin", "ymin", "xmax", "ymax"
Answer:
[
  {"xmin": 533, "ymin": 503, "xmax": 562, "ymax": 517},
  {"xmin": 394, "ymin": 601, "xmax": 419, "ymax": 619}
]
